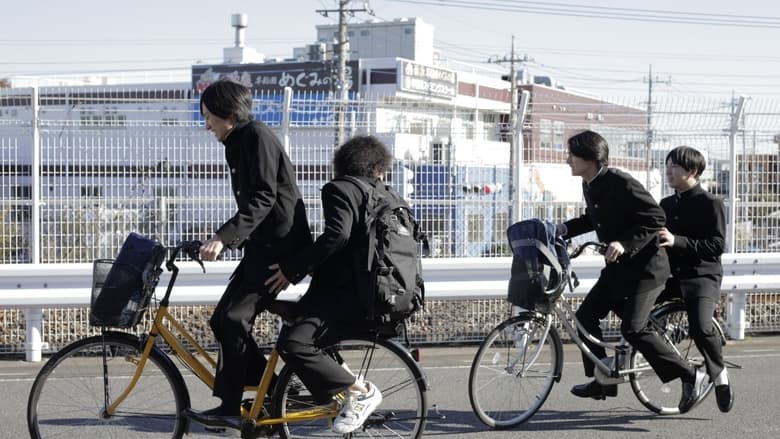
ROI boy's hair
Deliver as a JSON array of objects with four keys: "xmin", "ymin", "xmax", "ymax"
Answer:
[
  {"xmin": 333, "ymin": 135, "xmax": 393, "ymax": 178},
  {"xmin": 568, "ymin": 130, "xmax": 609, "ymax": 167},
  {"xmin": 199, "ymin": 79, "xmax": 253, "ymax": 123},
  {"xmin": 666, "ymin": 146, "xmax": 706, "ymax": 178}
]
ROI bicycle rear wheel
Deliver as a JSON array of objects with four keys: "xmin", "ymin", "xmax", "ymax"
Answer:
[
  {"xmin": 629, "ymin": 302, "xmax": 724, "ymax": 414},
  {"xmin": 27, "ymin": 332, "xmax": 189, "ymax": 439},
  {"xmin": 273, "ymin": 335, "xmax": 428, "ymax": 438},
  {"xmin": 468, "ymin": 314, "xmax": 561, "ymax": 428}
]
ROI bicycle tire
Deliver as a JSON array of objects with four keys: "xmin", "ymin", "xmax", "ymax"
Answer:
[
  {"xmin": 629, "ymin": 302, "xmax": 724, "ymax": 414},
  {"xmin": 468, "ymin": 313, "xmax": 562, "ymax": 428},
  {"xmin": 272, "ymin": 335, "xmax": 428, "ymax": 438},
  {"xmin": 27, "ymin": 332, "xmax": 190, "ymax": 439}
]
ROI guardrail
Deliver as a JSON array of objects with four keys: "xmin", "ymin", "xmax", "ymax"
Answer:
[{"xmin": 2, "ymin": 254, "xmax": 780, "ymax": 362}]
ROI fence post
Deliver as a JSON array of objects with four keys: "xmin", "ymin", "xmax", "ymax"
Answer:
[
  {"xmin": 31, "ymin": 86, "xmax": 41, "ymax": 264},
  {"xmin": 511, "ymin": 90, "xmax": 530, "ymax": 223},
  {"xmin": 281, "ymin": 87, "xmax": 292, "ymax": 156},
  {"xmin": 25, "ymin": 308, "xmax": 44, "ymax": 362},
  {"xmin": 726, "ymin": 95, "xmax": 747, "ymax": 253},
  {"xmin": 725, "ymin": 290, "xmax": 747, "ymax": 340}
]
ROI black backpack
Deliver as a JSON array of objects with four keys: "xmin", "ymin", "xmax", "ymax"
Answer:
[
  {"xmin": 506, "ymin": 218, "xmax": 570, "ymax": 313},
  {"xmin": 338, "ymin": 176, "xmax": 427, "ymax": 332}
]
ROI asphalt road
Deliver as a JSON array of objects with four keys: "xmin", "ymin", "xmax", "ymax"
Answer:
[{"xmin": 4, "ymin": 335, "xmax": 780, "ymax": 438}]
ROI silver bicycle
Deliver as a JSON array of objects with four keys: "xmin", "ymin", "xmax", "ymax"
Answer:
[{"xmin": 468, "ymin": 241, "xmax": 727, "ymax": 428}]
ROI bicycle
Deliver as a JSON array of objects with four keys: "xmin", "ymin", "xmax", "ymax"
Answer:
[
  {"xmin": 27, "ymin": 239, "xmax": 429, "ymax": 439},
  {"xmin": 468, "ymin": 241, "xmax": 728, "ymax": 429}
]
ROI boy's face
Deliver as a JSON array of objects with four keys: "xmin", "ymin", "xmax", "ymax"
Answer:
[
  {"xmin": 202, "ymin": 103, "xmax": 235, "ymax": 142},
  {"xmin": 566, "ymin": 152, "xmax": 594, "ymax": 178},
  {"xmin": 665, "ymin": 158, "xmax": 697, "ymax": 191}
]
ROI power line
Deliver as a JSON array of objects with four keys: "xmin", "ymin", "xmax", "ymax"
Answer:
[{"xmin": 388, "ymin": 0, "xmax": 780, "ymax": 28}]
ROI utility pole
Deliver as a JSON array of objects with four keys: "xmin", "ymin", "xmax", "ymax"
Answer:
[
  {"xmin": 317, "ymin": 1, "xmax": 374, "ymax": 147},
  {"xmin": 488, "ymin": 39, "xmax": 533, "ymax": 222},
  {"xmin": 643, "ymin": 64, "xmax": 671, "ymax": 191}
]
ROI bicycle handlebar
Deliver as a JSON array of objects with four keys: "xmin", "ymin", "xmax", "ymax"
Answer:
[
  {"xmin": 569, "ymin": 241, "xmax": 607, "ymax": 259},
  {"xmin": 165, "ymin": 240, "xmax": 205, "ymax": 273}
]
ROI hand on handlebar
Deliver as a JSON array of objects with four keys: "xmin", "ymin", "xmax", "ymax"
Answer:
[
  {"xmin": 604, "ymin": 241, "xmax": 625, "ymax": 264},
  {"xmin": 199, "ymin": 236, "xmax": 224, "ymax": 262}
]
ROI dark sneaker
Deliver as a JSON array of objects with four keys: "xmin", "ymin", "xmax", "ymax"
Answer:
[{"xmin": 570, "ymin": 380, "xmax": 618, "ymax": 400}]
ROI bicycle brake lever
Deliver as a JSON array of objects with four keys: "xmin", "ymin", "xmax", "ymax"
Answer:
[{"xmin": 185, "ymin": 241, "xmax": 206, "ymax": 273}]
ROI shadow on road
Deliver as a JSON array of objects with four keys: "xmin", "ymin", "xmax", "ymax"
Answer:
[{"xmin": 421, "ymin": 406, "xmax": 660, "ymax": 435}]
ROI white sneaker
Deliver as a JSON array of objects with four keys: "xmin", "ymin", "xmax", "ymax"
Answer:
[{"xmin": 332, "ymin": 381, "xmax": 383, "ymax": 434}]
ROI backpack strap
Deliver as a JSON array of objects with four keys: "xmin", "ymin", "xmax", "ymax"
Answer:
[
  {"xmin": 335, "ymin": 175, "xmax": 380, "ymax": 270},
  {"xmin": 509, "ymin": 238, "xmax": 563, "ymax": 278}
]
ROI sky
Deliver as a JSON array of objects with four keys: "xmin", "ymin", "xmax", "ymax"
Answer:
[{"xmin": 2, "ymin": 0, "xmax": 780, "ymax": 99}]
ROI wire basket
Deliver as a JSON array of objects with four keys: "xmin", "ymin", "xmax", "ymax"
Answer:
[{"xmin": 88, "ymin": 233, "xmax": 165, "ymax": 328}]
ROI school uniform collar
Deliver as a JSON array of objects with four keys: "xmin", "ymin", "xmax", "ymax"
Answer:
[
  {"xmin": 222, "ymin": 119, "xmax": 252, "ymax": 146},
  {"xmin": 676, "ymin": 183, "xmax": 703, "ymax": 200},
  {"xmin": 586, "ymin": 166, "xmax": 608, "ymax": 188}
]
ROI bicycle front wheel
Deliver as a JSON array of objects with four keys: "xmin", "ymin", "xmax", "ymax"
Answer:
[
  {"xmin": 629, "ymin": 302, "xmax": 724, "ymax": 414},
  {"xmin": 27, "ymin": 332, "xmax": 189, "ymax": 439},
  {"xmin": 468, "ymin": 313, "xmax": 561, "ymax": 428},
  {"xmin": 273, "ymin": 335, "xmax": 428, "ymax": 438}
]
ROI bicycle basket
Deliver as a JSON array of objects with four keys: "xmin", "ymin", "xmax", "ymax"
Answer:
[
  {"xmin": 89, "ymin": 233, "xmax": 166, "ymax": 328},
  {"xmin": 506, "ymin": 219, "xmax": 568, "ymax": 314}
]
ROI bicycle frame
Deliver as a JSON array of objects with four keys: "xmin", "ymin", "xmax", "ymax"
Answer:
[
  {"xmin": 551, "ymin": 297, "xmax": 654, "ymax": 381},
  {"xmin": 102, "ymin": 243, "xmax": 341, "ymax": 426}
]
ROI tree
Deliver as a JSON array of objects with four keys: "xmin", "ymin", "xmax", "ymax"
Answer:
[{"xmin": 0, "ymin": 78, "xmax": 11, "ymax": 88}]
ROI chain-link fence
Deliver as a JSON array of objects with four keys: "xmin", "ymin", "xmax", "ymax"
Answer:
[
  {"xmin": 2, "ymin": 85, "xmax": 780, "ymax": 354},
  {"xmin": 3, "ymin": 86, "xmax": 779, "ymax": 263}
]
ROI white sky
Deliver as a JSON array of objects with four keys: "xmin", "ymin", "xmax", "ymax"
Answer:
[{"xmin": 2, "ymin": 0, "xmax": 779, "ymax": 98}]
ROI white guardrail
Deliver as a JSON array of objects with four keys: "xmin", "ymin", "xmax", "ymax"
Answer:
[{"xmin": 2, "ymin": 254, "xmax": 780, "ymax": 362}]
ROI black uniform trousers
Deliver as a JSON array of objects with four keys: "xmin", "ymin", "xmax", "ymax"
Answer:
[
  {"xmin": 666, "ymin": 276, "xmax": 725, "ymax": 379},
  {"xmin": 210, "ymin": 243, "xmax": 277, "ymax": 411},
  {"xmin": 276, "ymin": 316, "xmax": 357, "ymax": 404},
  {"xmin": 575, "ymin": 279, "xmax": 694, "ymax": 383}
]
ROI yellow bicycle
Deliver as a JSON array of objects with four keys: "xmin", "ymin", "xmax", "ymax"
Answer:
[{"xmin": 27, "ymin": 240, "xmax": 428, "ymax": 438}]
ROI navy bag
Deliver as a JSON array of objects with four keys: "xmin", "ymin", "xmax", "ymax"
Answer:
[
  {"xmin": 506, "ymin": 219, "xmax": 570, "ymax": 313},
  {"xmin": 89, "ymin": 233, "xmax": 166, "ymax": 327}
]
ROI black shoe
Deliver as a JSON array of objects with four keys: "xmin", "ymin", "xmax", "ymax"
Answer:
[
  {"xmin": 570, "ymin": 380, "xmax": 618, "ymax": 400},
  {"xmin": 183, "ymin": 406, "xmax": 241, "ymax": 429},
  {"xmin": 679, "ymin": 367, "xmax": 709, "ymax": 414},
  {"xmin": 715, "ymin": 383, "xmax": 734, "ymax": 413}
]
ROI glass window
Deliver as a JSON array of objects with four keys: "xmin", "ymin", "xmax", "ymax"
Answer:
[{"xmin": 539, "ymin": 119, "xmax": 552, "ymax": 149}]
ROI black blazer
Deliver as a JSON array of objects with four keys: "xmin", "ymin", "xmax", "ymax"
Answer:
[
  {"xmin": 281, "ymin": 176, "xmax": 379, "ymax": 320},
  {"xmin": 660, "ymin": 184, "xmax": 725, "ymax": 280},
  {"xmin": 563, "ymin": 167, "xmax": 670, "ymax": 295},
  {"xmin": 216, "ymin": 120, "xmax": 312, "ymax": 283}
]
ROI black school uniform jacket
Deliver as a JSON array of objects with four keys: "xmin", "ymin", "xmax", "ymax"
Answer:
[
  {"xmin": 563, "ymin": 167, "xmax": 670, "ymax": 295},
  {"xmin": 281, "ymin": 176, "xmax": 379, "ymax": 321},
  {"xmin": 660, "ymin": 184, "xmax": 725, "ymax": 280},
  {"xmin": 216, "ymin": 120, "xmax": 312, "ymax": 285}
]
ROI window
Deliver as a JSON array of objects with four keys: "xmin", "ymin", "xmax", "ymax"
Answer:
[
  {"xmin": 11, "ymin": 185, "xmax": 31, "ymax": 199},
  {"xmin": 539, "ymin": 119, "xmax": 552, "ymax": 149},
  {"xmin": 404, "ymin": 27, "xmax": 413, "ymax": 34},
  {"xmin": 467, "ymin": 214, "xmax": 485, "ymax": 244},
  {"xmin": 431, "ymin": 142, "xmax": 450, "ymax": 164},
  {"xmin": 154, "ymin": 187, "xmax": 176, "ymax": 197},
  {"xmin": 552, "ymin": 121, "xmax": 565, "ymax": 151},
  {"xmin": 80, "ymin": 186, "xmax": 103, "ymax": 197},
  {"xmin": 493, "ymin": 212, "xmax": 508, "ymax": 243},
  {"xmin": 360, "ymin": 30, "xmax": 369, "ymax": 36}
]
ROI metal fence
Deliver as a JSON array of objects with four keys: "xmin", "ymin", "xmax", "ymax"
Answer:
[{"xmin": 1, "ymin": 86, "xmax": 780, "ymax": 354}]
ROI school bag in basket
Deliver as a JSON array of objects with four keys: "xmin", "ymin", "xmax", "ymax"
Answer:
[{"xmin": 506, "ymin": 218, "xmax": 570, "ymax": 313}]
